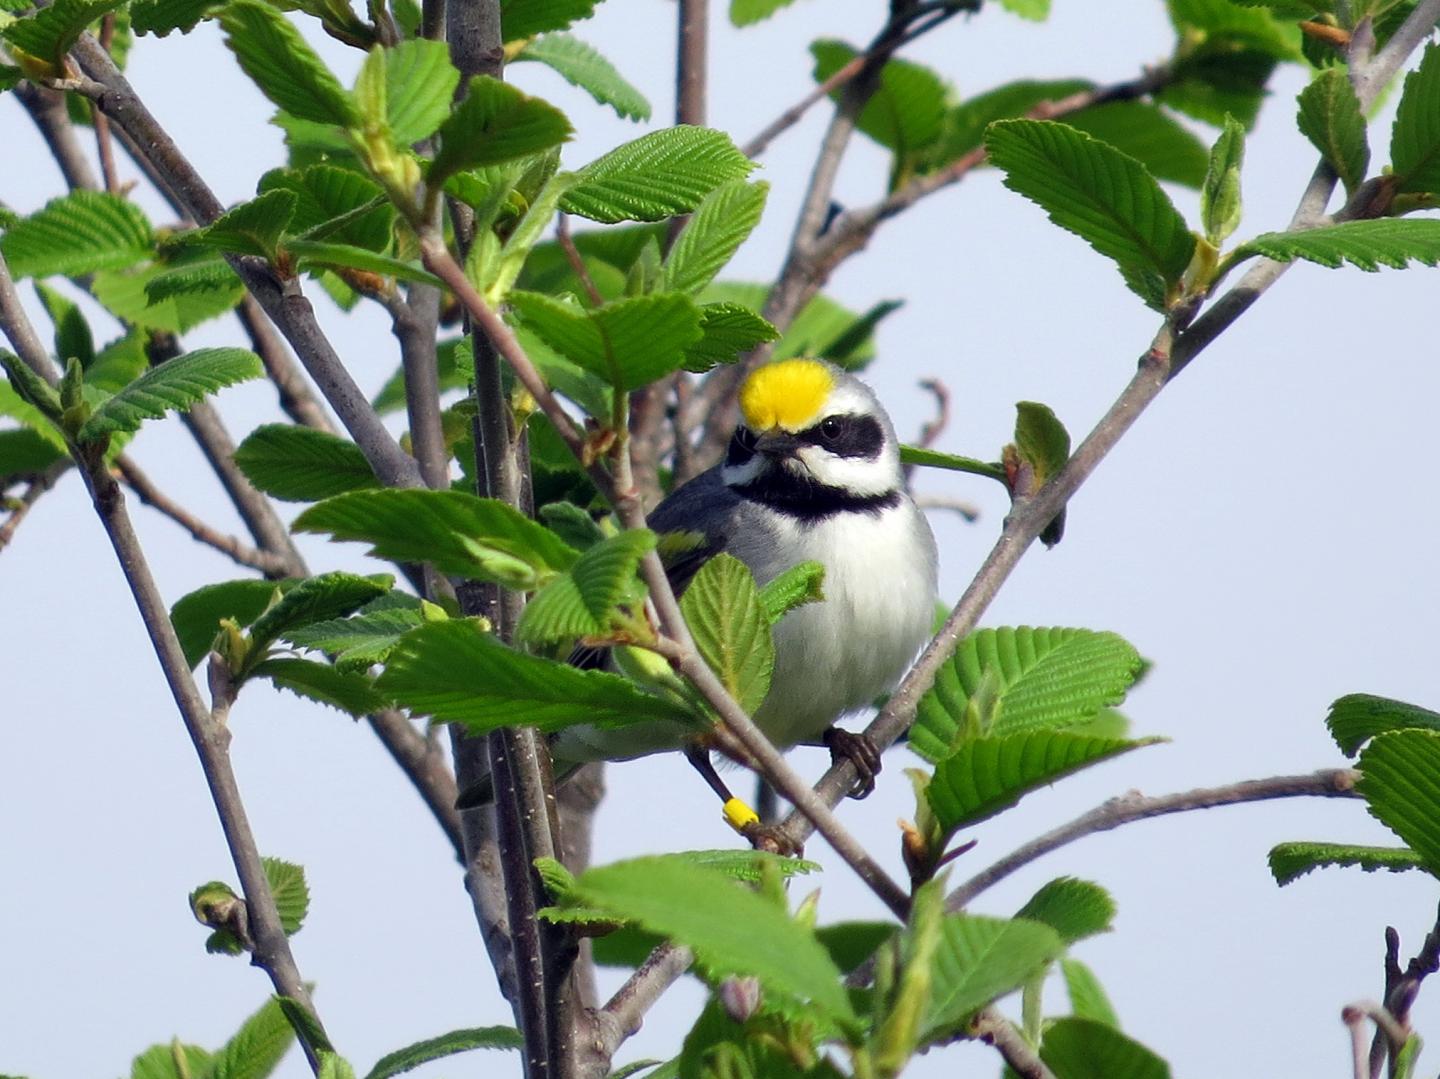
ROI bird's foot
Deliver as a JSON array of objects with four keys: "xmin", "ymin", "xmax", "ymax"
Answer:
[
  {"xmin": 740, "ymin": 819, "xmax": 805, "ymax": 858},
  {"xmin": 823, "ymin": 727, "xmax": 882, "ymax": 799}
]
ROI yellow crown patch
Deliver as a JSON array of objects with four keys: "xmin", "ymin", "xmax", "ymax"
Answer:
[{"xmin": 739, "ymin": 359, "xmax": 834, "ymax": 432}]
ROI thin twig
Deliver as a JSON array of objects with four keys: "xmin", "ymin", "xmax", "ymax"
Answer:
[
  {"xmin": 92, "ymin": 14, "xmax": 122, "ymax": 194},
  {"xmin": 1344, "ymin": 1004, "xmax": 1372, "ymax": 1079},
  {"xmin": 0, "ymin": 461, "xmax": 70, "ymax": 551},
  {"xmin": 234, "ymin": 296, "xmax": 335, "ymax": 433},
  {"xmin": 114, "ymin": 455, "xmax": 290, "ymax": 575},
  {"xmin": 381, "ymin": 286, "xmax": 451, "ymax": 490},
  {"xmin": 12, "ymin": 82, "xmax": 101, "ymax": 192},
  {"xmin": 594, "ymin": 942, "xmax": 695, "ymax": 1057},
  {"xmin": 555, "ymin": 214, "xmax": 605, "ymax": 307},
  {"xmin": 946, "ymin": 770, "xmax": 1359, "ymax": 911},
  {"xmin": 971, "ymin": 1007, "xmax": 1056, "ymax": 1079}
]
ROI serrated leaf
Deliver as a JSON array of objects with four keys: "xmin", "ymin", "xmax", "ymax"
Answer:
[
  {"xmin": 208, "ymin": 996, "xmax": 295, "ymax": 1079},
  {"xmin": 930, "ymin": 78, "xmax": 1089, "ymax": 166},
  {"xmin": 252, "ymin": 657, "xmax": 388, "ymax": 716},
  {"xmin": 985, "ymin": 120, "xmax": 1195, "ymax": 311},
  {"xmin": 246, "ymin": 572, "xmax": 392, "ymax": 660},
  {"xmin": 283, "ymin": 603, "xmax": 424, "ymax": 671},
  {"xmin": 561, "ymin": 127, "xmax": 753, "ymax": 224},
  {"xmin": 376, "ymin": 619, "xmax": 699, "ymax": 731},
  {"xmin": 293, "ymin": 488, "xmax": 579, "ymax": 582},
  {"xmin": 234, "ymin": 424, "xmax": 378, "ymax": 502},
  {"xmin": 664, "ymin": 181, "xmax": 768, "ymax": 295},
  {"xmin": 1326, "ymin": 693, "xmax": 1440, "ymax": 756},
  {"xmin": 258, "ymin": 166, "xmax": 393, "ymax": 251},
  {"xmin": 171, "ymin": 578, "xmax": 292, "ymax": 668},
  {"xmin": 500, "ymin": 0, "xmax": 595, "ymax": 38},
  {"xmin": 1062, "ymin": 957, "xmax": 1120, "ymax": 1028},
  {"xmin": 1015, "ymin": 878, "xmax": 1116, "ymax": 944},
  {"xmin": 284, "ymin": 239, "xmax": 441, "ymax": 286},
  {"xmin": 924, "ymin": 915, "xmax": 1065, "ymax": 1040},
  {"xmin": 681, "ymin": 303, "xmax": 779, "ymax": 373},
  {"xmin": 131, "ymin": 0, "xmax": 216, "ymax": 36},
  {"xmin": 926, "ymin": 731, "xmax": 1156, "ymax": 833},
  {"xmin": 177, "ymin": 190, "xmax": 296, "ymax": 261},
  {"xmin": 1013, "ymin": 401, "xmax": 1069, "ymax": 487},
  {"xmin": 509, "ymin": 291, "xmax": 703, "ymax": 391},
  {"xmin": 1228, "ymin": 219, "xmax": 1440, "ymax": 273},
  {"xmin": 911, "ymin": 627, "xmax": 1145, "ymax": 762},
  {"xmin": 1391, "ymin": 42, "xmax": 1440, "ymax": 194},
  {"xmin": 1040, "ymin": 1017, "xmax": 1171, "ymax": 1079},
  {"xmin": 1357, "ymin": 731, "xmax": 1440, "ymax": 876},
  {"xmin": 729, "ymin": 0, "xmax": 797, "ymax": 25},
  {"xmin": 1268, "ymin": 841, "xmax": 1426, "ymax": 885},
  {"xmin": 430, "ymin": 76, "xmax": 572, "ymax": 182},
  {"xmin": 811, "ymin": 40, "xmax": 947, "ymax": 157},
  {"xmin": 383, "ymin": 39, "xmax": 458, "ymax": 145},
  {"xmin": 129, "ymin": 1042, "xmax": 214, "ymax": 1079},
  {"xmin": 679, "ymin": 553, "xmax": 774, "ymax": 715},
  {"xmin": 219, "ymin": 0, "xmax": 358, "ymax": 127},
  {"xmin": 1065, "ymin": 104, "xmax": 1210, "ymax": 190},
  {"xmin": 261, "ymin": 856, "xmax": 309, "ymax": 935},
  {"xmin": 1298, "ymin": 69, "xmax": 1367, "ymax": 196},
  {"xmin": 757, "ymin": 561, "xmax": 824, "ymax": 625},
  {"xmin": 94, "ymin": 262, "xmax": 246, "ymax": 333},
  {"xmin": 702, "ymin": 283, "xmax": 895, "ymax": 371},
  {"xmin": 559, "ymin": 856, "xmax": 854, "ymax": 1021},
  {"xmin": 362, "ymin": 1027, "xmax": 524, "ymax": 1079},
  {"xmin": 144, "ymin": 259, "xmax": 244, "ymax": 305},
  {"xmin": 1, "ymin": 191, "xmax": 153, "ymax": 278},
  {"xmin": 1, "ymin": 0, "xmax": 127, "ymax": 70},
  {"xmin": 514, "ymin": 33, "xmax": 650, "ymax": 121},
  {"xmin": 1201, "ymin": 114, "xmax": 1246, "ymax": 245},
  {"xmin": 1168, "ymin": 0, "xmax": 1301, "ymax": 60},
  {"xmin": 516, "ymin": 528, "xmax": 655, "ymax": 644},
  {"xmin": 77, "ymin": 348, "xmax": 262, "ymax": 442}
]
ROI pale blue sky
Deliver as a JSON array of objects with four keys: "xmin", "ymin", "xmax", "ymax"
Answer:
[{"xmin": 4, "ymin": 2, "xmax": 1440, "ymax": 1076}]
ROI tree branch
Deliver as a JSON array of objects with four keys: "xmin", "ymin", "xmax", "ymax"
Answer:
[
  {"xmin": 945, "ymin": 770, "xmax": 1359, "ymax": 911},
  {"xmin": 13, "ymin": 82, "xmax": 102, "ymax": 193},
  {"xmin": 971, "ymin": 1007, "xmax": 1057, "ymax": 1079}
]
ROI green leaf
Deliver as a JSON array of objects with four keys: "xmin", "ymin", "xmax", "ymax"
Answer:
[
  {"xmin": 926, "ymin": 731, "xmax": 1157, "ymax": 833},
  {"xmin": 1391, "ymin": 42, "xmax": 1440, "ymax": 195},
  {"xmin": 208, "ymin": 996, "xmax": 295, "ymax": 1079},
  {"xmin": 251, "ymin": 657, "xmax": 388, "ymax": 716},
  {"xmin": 283, "ymin": 601, "xmax": 424, "ymax": 672},
  {"xmin": 0, "ymin": 353, "xmax": 62, "ymax": 428},
  {"xmin": 702, "ymin": 283, "xmax": 897, "ymax": 370},
  {"xmin": 293, "ymin": 488, "xmax": 579, "ymax": 583},
  {"xmin": 1065, "ymin": 104, "xmax": 1211, "ymax": 190},
  {"xmin": 262, "ymin": 856, "xmax": 309, "ymax": 935},
  {"xmin": 1, "ymin": 0, "xmax": 127, "ymax": 70},
  {"xmin": 1159, "ymin": 44, "xmax": 1277, "ymax": 130},
  {"xmin": 178, "ymin": 190, "xmax": 297, "ymax": 261},
  {"xmin": 1267, "ymin": 841, "xmax": 1427, "ymax": 885},
  {"xmin": 246, "ymin": 572, "xmax": 392, "ymax": 659},
  {"xmin": 500, "ymin": 0, "xmax": 595, "ymax": 39},
  {"xmin": 816, "ymin": 921, "xmax": 895, "ymax": 974},
  {"xmin": 1325, "ymin": 693, "xmax": 1440, "ymax": 756},
  {"xmin": 429, "ymin": 76, "xmax": 573, "ymax": 182},
  {"xmin": 383, "ymin": 39, "xmax": 459, "ymax": 145},
  {"xmin": 516, "ymin": 528, "xmax": 655, "ymax": 644},
  {"xmin": 1357, "ymin": 731, "xmax": 1440, "ymax": 876},
  {"xmin": 811, "ymin": 40, "xmax": 947, "ymax": 158},
  {"xmin": 144, "ymin": 258, "xmax": 245, "ymax": 306},
  {"xmin": 561, "ymin": 127, "xmax": 753, "ymax": 223},
  {"xmin": 924, "ymin": 915, "xmax": 1065, "ymax": 1040},
  {"xmin": 130, "ymin": 1042, "xmax": 214, "ymax": 1079},
  {"xmin": 729, "ymin": 0, "xmax": 797, "ymax": 25},
  {"xmin": 218, "ymin": 0, "xmax": 358, "ymax": 127},
  {"xmin": 931, "ymin": 78, "xmax": 1089, "ymax": 165},
  {"xmin": 234, "ymin": 424, "xmax": 378, "ymax": 502},
  {"xmin": 1013, "ymin": 401, "xmax": 1069, "ymax": 487},
  {"xmin": 258, "ymin": 166, "xmax": 393, "ymax": 251},
  {"xmin": 0, "ymin": 428, "xmax": 66, "ymax": 477},
  {"xmin": 508, "ymin": 291, "xmax": 704, "ymax": 391},
  {"xmin": 911, "ymin": 627, "xmax": 1146, "ymax": 762},
  {"xmin": 900, "ymin": 444, "xmax": 1007, "ymax": 483},
  {"xmin": 1227, "ymin": 219, "xmax": 1440, "ymax": 273},
  {"xmin": 170, "ymin": 578, "xmax": 292, "ymax": 668},
  {"xmin": 998, "ymin": 0, "xmax": 1050, "ymax": 18},
  {"xmin": 664, "ymin": 181, "xmax": 768, "ymax": 295},
  {"xmin": 513, "ymin": 34, "xmax": 650, "ymax": 121},
  {"xmin": 1040, "ymin": 1017, "xmax": 1171, "ymax": 1079},
  {"xmin": 558, "ymin": 856, "xmax": 855, "ymax": 1021},
  {"xmin": 35, "ymin": 282, "xmax": 95, "ymax": 370},
  {"xmin": 131, "ymin": 0, "xmax": 216, "ymax": 36},
  {"xmin": 376, "ymin": 620, "xmax": 699, "ymax": 732},
  {"xmin": 680, "ymin": 553, "xmax": 775, "ymax": 716},
  {"xmin": 1, "ymin": 191, "xmax": 153, "ymax": 278},
  {"xmin": 362, "ymin": 1027, "xmax": 524, "ymax": 1079},
  {"xmin": 757, "ymin": 561, "xmax": 825, "ymax": 625},
  {"xmin": 1297, "ymin": 69, "xmax": 1367, "ymax": 197},
  {"xmin": 1015, "ymin": 878, "xmax": 1116, "ymax": 945},
  {"xmin": 77, "ymin": 348, "xmax": 263, "ymax": 442},
  {"xmin": 94, "ymin": 262, "xmax": 245, "ymax": 333},
  {"xmin": 985, "ymin": 120, "xmax": 1195, "ymax": 311},
  {"xmin": 277, "ymin": 998, "xmax": 333, "ymax": 1056},
  {"xmin": 1168, "ymin": 0, "xmax": 1302, "ymax": 60},
  {"xmin": 682, "ymin": 303, "xmax": 779, "ymax": 373},
  {"xmin": 318, "ymin": 1054, "xmax": 356, "ymax": 1079},
  {"xmin": 1200, "ymin": 114, "xmax": 1246, "ymax": 245},
  {"xmin": 283, "ymin": 239, "xmax": 441, "ymax": 286},
  {"xmin": 1062, "ymin": 958, "xmax": 1120, "ymax": 1027}
]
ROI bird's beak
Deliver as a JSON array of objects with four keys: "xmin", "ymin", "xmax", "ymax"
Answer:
[{"xmin": 753, "ymin": 429, "xmax": 803, "ymax": 457}]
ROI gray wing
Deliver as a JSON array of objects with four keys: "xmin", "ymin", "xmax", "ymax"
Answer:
[{"xmin": 648, "ymin": 466, "xmax": 739, "ymax": 595}]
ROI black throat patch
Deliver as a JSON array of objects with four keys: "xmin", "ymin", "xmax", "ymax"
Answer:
[{"xmin": 732, "ymin": 470, "xmax": 902, "ymax": 524}]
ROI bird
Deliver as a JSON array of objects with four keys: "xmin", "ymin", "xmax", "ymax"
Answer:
[{"xmin": 555, "ymin": 357, "xmax": 940, "ymax": 844}]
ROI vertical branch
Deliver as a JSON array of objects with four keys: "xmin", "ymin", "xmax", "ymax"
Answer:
[{"xmin": 13, "ymin": 83, "xmax": 101, "ymax": 192}]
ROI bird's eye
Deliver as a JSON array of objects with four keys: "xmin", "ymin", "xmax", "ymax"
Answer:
[
  {"xmin": 735, "ymin": 426, "xmax": 757, "ymax": 450},
  {"xmin": 819, "ymin": 417, "xmax": 843, "ymax": 441}
]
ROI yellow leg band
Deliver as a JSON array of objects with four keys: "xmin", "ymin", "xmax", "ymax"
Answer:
[{"xmin": 722, "ymin": 797, "xmax": 760, "ymax": 832}]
